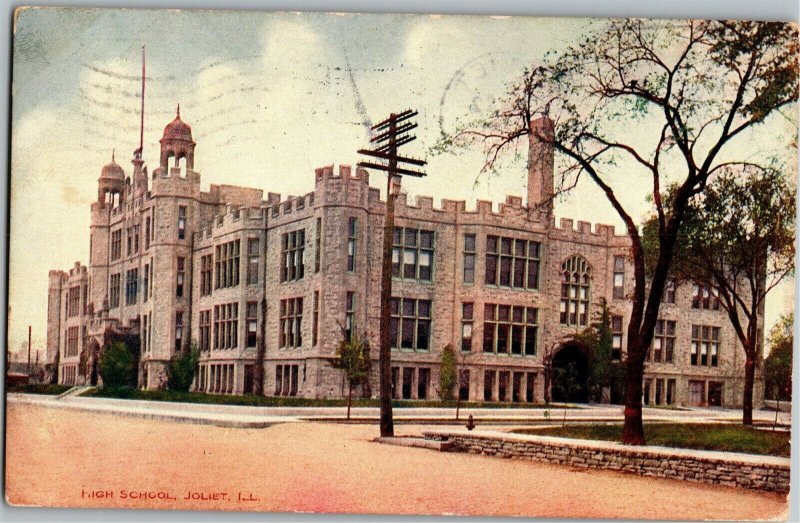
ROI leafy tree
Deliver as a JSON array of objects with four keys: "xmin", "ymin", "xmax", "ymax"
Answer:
[
  {"xmin": 765, "ymin": 314, "xmax": 793, "ymax": 403},
  {"xmin": 168, "ymin": 343, "xmax": 200, "ymax": 392},
  {"xmin": 573, "ymin": 299, "xmax": 626, "ymax": 403},
  {"xmin": 437, "ymin": 20, "xmax": 797, "ymax": 444},
  {"xmin": 438, "ymin": 344, "xmax": 457, "ymax": 401},
  {"xmin": 643, "ymin": 168, "xmax": 794, "ymax": 424},
  {"xmin": 331, "ymin": 333, "xmax": 371, "ymax": 420},
  {"xmin": 98, "ymin": 341, "xmax": 135, "ymax": 388}
]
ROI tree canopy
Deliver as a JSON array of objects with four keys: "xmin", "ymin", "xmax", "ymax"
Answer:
[
  {"xmin": 765, "ymin": 314, "xmax": 793, "ymax": 402},
  {"xmin": 437, "ymin": 19, "xmax": 798, "ymax": 443},
  {"xmin": 98, "ymin": 341, "xmax": 136, "ymax": 389}
]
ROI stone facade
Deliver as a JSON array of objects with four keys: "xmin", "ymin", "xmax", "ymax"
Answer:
[
  {"xmin": 46, "ymin": 110, "xmax": 765, "ymax": 407},
  {"xmin": 423, "ymin": 430, "xmax": 790, "ymax": 493}
]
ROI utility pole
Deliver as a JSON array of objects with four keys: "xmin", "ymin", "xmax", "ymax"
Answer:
[{"xmin": 358, "ymin": 109, "xmax": 427, "ymax": 437}]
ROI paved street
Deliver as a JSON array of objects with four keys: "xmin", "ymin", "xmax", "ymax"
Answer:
[{"xmin": 4, "ymin": 397, "xmax": 790, "ymax": 520}]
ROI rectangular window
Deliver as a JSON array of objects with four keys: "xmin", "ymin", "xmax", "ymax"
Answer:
[
  {"xmin": 417, "ymin": 368, "xmax": 430, "ymax": 399},
  {"xmin": 459, "ymin": 369, "xmax": 470, "ymax": 401},
  {"xmin": 281, "ymin": 230, "xmax": 305, "ymax": 282},
  {"xmin": 65, "ymin": 326, "xmax": 80, "ymax": 357},
  {"xmin": 110, "ymin": 229, "xmax": 122, "ymax": 261},
  {"xmin": 655, "ymin": 378, "xmax": 664, "ymax": 405},
  {"xmin": 314, "ymin": 218, "xmax": 322, "ymax": 273},
  {"xmin": 463, "ymin": 233, "xmax": 476, "ymax": 284},
  {"xmin": 485, "ymin": 236, "xmax": 540, "ymax": 290},
  {"xmin": 663, "ymin": 280, "xmax": 676, "ymax": 304},
  {"xmin": 401, "ymin": 368, "xmax": 413, "ymax": 399},
  {"xmin": 345, "ymin": 291, "xmax": 355, "ymax": 341},
  {"xmin": 389, "ymin": 297, "xmax": 431, "ymax": 351},
  {"xmin": 247, "ymin": 238, "xmax": 260, "ymax": 284},
  {"xmin": 613, "ymin": 255, "xmax": 625, "ymax": 299},
  {"xmin": 666, "ymin": 378, "xmax": 676, "ymax": 405},
  {"xmin": 461, "ymin": 302, "xmax": 474, "ymax": 352},
  {"xmin": 66, "ymin": 286, "xmax": 81, "ymax": 318},
  {"xmin": 274, "ymin": 364, "xmax": 299, "ymax": 397},
  {"xmin": 213, "ymin": 303, "xmax": 239, "ymax": 350},
  {"xmin": 526, "ymin": 373, "xmax": 536, "ymax": 403},
  {"xmin": 498, "ymin": 371, "xmax": 510, "ymax": 402},
  {"xmin": 174, "ymin": 311, "xmax": 184, "ymax": 352},
  {"xmin": 611, "ymin": 315, "xmax": 623, "ymax": 361},
  {"xmin": 391, "ymin": 227, "xmax": 434, "ymax": 282},
  {"xmin": 109, "ymin": 273, "xmax": 120, "ymax": 308},
  {"xmin": 176, "ymin": 257, "xmax": 185, "ymax": 297},
  {"xmin": 141, "ymin": 315, "xmax": 148, "ymax": 352},
  {"xmin": 145, "ymin": 217, "xmax": 151, "ymax": 249},
  {"xmin": 692, "ymin": 283, "xmax": 720, "ymax": 310},
  {"xmin": 312, "ymin": 291, "xmax": 320, "ymax": 346},
  {"xmin": 483, "ymin": 370, "xmax": 495, "ymax": 401},
  {"xmin": 691, "ymin": 324, "xmax": 720, "ymax": 367},
  {"xmin": 279, "ymin": 297, "xmax": 304, "ymax": 348},
  {"xmin": 143, "ymin": 264, "xmax": 149, "ymax": 303},
  {"xmin": 246, "ymin": 302, "xmax": 258, "ymax": 348},
  {"xmin": 200, "ymin": 254, "xmax": 213, "ymax": 296},
  {"xmin": 215, "ymin": 240, "xmax": 241, "ymax": 289},
  {"xmin": 178, "ymin": 205, "xmax": 186, "ymax": 240},
  {"xmin": 652, "ymin": 319, "xmax": 676, "ymax": 363},
  {"xmin": 199, "ymin": 310, "xmax": 211, "ymax": 351},
  {"xmin": 482, "ymin": 303, "xmax": 538, "ymax": 356},
  {"xmin": 125, "ymin": 268, "xmax": 138, "ymax": 305},
  {"xmin": 133, "ymin": 224, "xmax": 140, "ymax": 254},
  {"xmin": 126, "ymin": 226, "xmax": 133, "ymax": 256},
  {"xmin": 347, "ymin": 218, "xmax": 357, "ymax": 272}
]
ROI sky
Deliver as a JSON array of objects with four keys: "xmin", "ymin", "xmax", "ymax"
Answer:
[{"xmin": 8, "ymin": 7, "xmax": 796, "ymax": 356}]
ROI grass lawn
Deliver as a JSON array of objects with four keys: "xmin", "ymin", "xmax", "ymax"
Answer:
[
  {"xmin": 83, "ymin": 387, "xmax": 580, "ymax": 410},
  {"xmin": 7, "ymin": 384, "xmax": 73, "ymax": 395},
  {"xmin": 513, "ymin": 423, "xmax": 790, "ymax": 457}
]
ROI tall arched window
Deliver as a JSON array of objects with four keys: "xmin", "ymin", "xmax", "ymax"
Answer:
[{"xmin": 560, "ymin": 255, "xmax": 591, "ymax": 326}]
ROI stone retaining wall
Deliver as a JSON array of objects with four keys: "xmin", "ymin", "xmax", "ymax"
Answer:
[{"xmin": 423, "ymin": 430, "xmax": 790, "ymax": 493}]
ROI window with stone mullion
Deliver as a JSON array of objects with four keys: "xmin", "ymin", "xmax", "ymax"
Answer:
[
  {"xmin": 391, "ymin": 227, "xmax": 434, "ymax": 282},
  {"xmin": 389, "ymin": 297, "xmax": 431, "ymax": 350},
  {"xmin": 482, "ymin": 303, "xmax": 538, "ymax": 356},
  {"xmin": 559, "ymin": 255, "xmax": 591, "ymax": 326},
  {"xmin": 485, "ymin": 235, "xmax": 540, "ymax": 290}
]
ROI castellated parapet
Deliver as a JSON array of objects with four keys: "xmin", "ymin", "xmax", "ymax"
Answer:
[{"xmin": 46, "ymin": 110, "xmax": 763, "ymax": 408}]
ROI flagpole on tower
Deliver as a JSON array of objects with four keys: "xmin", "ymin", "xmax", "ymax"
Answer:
[{"xmin": 139, "ymin": 45, "xmax": 145, "ymax": 156}]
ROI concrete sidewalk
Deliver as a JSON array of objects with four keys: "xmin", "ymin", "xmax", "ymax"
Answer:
[
  {"xmin": 6, "ymin": 392, "xmax": 791, "ymax": 427},
  {"xmin": 8, "ymin": 393, "xmax": 299, "ymax": 428}
]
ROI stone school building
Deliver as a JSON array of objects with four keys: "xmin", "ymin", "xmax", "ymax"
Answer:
[{"xmin": 46, "ymin": 109, "xmax": 764, "ymax": 408}]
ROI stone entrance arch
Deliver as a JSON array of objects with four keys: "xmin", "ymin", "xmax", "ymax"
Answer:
[
  {"xmin": 551, "ymin": 341, "xmax": 591, "ymax": 403},
  {"xmin": 79, "ymin": 338, "xmax": 103, "ymax": 386}
]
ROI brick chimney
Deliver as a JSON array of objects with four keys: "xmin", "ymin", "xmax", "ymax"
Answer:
[{"xmin": 527, "ymin": 116, "xmax": 555, "ymax": 219}]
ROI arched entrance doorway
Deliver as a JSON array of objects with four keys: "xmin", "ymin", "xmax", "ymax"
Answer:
[
  {"xmin": 551, "ymin": 341, "xmax": 590, "ymax": 403},
  {"xmin": 81, "ymin": 339, "xmax": 102, "ymax": 386}
]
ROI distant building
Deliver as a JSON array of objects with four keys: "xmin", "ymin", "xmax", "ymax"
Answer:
[{"xmin": 46, "ymin": 108, "xmax": 764, "ymax": 407}]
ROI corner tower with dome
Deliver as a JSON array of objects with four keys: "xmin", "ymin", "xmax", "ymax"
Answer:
[{"xmin": 47, "ymin": 107, "xmax": 265, "ymax": 389}]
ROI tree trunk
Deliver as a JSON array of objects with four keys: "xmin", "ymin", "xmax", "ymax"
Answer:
[
  {"xmin": 622, "ymin": 356, "xmax": 645, "ymax": 445},
  {"xmin": 743, "ymin": 354, "xmax": 756, "ymax": 426},
  {"xmin": 773, "ymin": 390, "xmax": 779, "ymax": 431},
  {"xmin": 543, "ymin": 358, "xmax": 552, "ymax": 405},
  {"xmin": 347, "ymin": 381, "xmax": 353, "ymax": 421}
]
